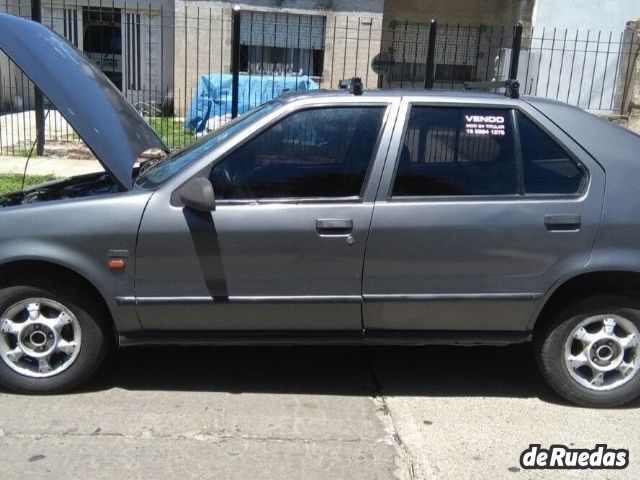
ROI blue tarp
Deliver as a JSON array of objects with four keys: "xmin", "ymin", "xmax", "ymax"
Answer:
[{"xmin": 185, "ymin": 74, "xmax": 320, "ymax": 133}]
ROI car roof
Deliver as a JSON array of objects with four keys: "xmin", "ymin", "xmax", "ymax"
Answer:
[{"xmin": 277, "ymin": 88, "xmax": 517, "ymax": 103}]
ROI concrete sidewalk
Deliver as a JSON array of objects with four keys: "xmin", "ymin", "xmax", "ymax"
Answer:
[{"xmin": 0, "ymin": 155, "xmax": 103, "ymax": 177}]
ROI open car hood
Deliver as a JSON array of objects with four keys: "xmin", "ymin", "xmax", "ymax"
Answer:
[{"xmin": 0, "ymin": 13, "xmax": 168, "ymax": 189}]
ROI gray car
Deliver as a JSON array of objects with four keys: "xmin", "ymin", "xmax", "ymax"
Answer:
[{"xmin": 1, "ymin": 14, "xmax": 639, "ymax": 407}]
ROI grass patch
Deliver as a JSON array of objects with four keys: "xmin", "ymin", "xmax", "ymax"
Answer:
[
  {"xmin": 15, "ymin": 150, "xmax": 33, "ymax": 158},
  {"xmin": 0, "ymin": 174, "xmax": 56, "ymax": 195},
  {"xmin": 147, "ymin": 117, "xmax": 195, "ymax": 150},
  {"xmin": 0, "ymin": 146, "xmax": 33, "ymax": 157}
]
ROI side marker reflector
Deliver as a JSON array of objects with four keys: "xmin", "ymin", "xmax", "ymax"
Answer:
[{"xmin": 108, "ymin": 259, "xmax": 126, "ymax": 270}]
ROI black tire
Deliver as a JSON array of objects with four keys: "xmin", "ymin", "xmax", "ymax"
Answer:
[
  {"xmin": 0, "ymin": 283, "xmax": 112, "ymax": 394},
  {"xmin": 535, "ymin": 295, "xmax": 640, "ymax": 407}
]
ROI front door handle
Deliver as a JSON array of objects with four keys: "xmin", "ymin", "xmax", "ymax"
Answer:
[
  {"xmin": 316, "ymin": 219, "xmax": 353, "ymax": 235},
  {"xmin": 545, "ymin": 214, "xmax": 582, "ymax": 231}
]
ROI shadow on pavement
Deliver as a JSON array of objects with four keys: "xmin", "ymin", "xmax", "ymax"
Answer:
[{"xmin": 78, "ymin": 343, "xmax": 571, "ymax": 403}]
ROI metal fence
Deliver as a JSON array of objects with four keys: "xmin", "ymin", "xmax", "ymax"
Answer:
[
  {"xmin": 520, "ymin": 27, "xmax": 639, "ymax": 112},
  {"xmin": 0, "ymin": 2, "xmax": 638, "ymax": 156}
]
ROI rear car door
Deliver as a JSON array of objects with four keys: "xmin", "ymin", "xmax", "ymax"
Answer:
[
  {"xmin": 362, "ymin": 97, "xmax": 605, "ymax": 333},
  {"xmin": 134, "ymin": 99, "xmax": 399, "ymax": 331}
]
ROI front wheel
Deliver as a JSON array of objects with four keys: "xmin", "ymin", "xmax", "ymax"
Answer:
[
  {"xmin": 536, "ymin": 295, "xmax": 640, "ymax": 407},
  {"xmin": 0, "ymin": 284, "xmax": 111, "ymax": 394}
]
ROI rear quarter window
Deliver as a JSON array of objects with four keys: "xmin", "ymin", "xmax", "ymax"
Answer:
[{"xmin": 517, "ymin": 112, "xmax": 584, "ymax": 194}]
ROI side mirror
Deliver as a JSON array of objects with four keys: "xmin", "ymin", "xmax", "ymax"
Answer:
[{"xmin": 180, "ymin": 177, "xmax": 216, "ymax": 212}]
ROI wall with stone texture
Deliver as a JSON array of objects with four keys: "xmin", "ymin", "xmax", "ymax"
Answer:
[
  {"xmin": 626, "ymin": 20, "xmax": 640, "ymax": 134},
  {"xmin": 607, "ymin": 19, "xmax": 640, "ymax": 134}
]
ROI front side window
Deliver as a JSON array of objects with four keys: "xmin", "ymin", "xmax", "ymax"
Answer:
[
  {"xmin": 210, "ymin": 106, "xmax": 386, "ymax": 200},
  {"xmin": 392, "ymin": 107, "xmax": 516, "ymax": 197},
  {"xmin": 517, "ymin": 112, "xmax": 584, "ymax": 194}
]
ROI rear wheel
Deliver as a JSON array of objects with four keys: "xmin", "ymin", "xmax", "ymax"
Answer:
[
  {"xmin": 536, "ymin": 295, "xmax": 640, "ymax": 407},
  {"xmin": 0, "ymin": 284, "xmax": 111, "ymax": 394}
]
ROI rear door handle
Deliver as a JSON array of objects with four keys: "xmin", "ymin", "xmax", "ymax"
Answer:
[
  {"xmin": 544, "ymin": 214, "xmax": 582, "ymax": 231},
  {"xmin": 316, "ymin": 219, "xmax": 353, "ymax": 235}
]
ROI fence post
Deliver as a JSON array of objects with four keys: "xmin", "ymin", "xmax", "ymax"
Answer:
[
  {"xmin": 424, "ymin": 19, "xmax": 437, "ymax": 89},
  {"xmin": 509, "ymin": 22, "xmax": 523, "ymax": 81},
  {"xmin": 230, "ymin": 5, "xmax": 241, "ymax": 119},
  {"xmin": 31, "ymin": 0, "xmax": 45, "ymax": 155}
]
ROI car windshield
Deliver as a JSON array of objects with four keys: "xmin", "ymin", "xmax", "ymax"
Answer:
[{"xmin": 136, "ymin": 100, "xmax": 280, "ymax": 188}]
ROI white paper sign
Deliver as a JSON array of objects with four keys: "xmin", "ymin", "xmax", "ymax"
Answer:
[{"xmin": 464, "ymin": 115, "xmax": 506, "ymax": 136}]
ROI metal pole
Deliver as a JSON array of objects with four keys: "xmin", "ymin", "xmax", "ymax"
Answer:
[
  {"xmin": 31, "ymin": 0, "xmax": 45, "ymax": 155},
  {"xmin": 424, "ymin": 19, "xmax": 437, "ymax": 89},
  {"xmin": 230, "ymin": 5, "xmax": 241, "ymax": 119},
  {"xmin": 509, "ymin": 22, "xmax": 523, "ymax": 81}
]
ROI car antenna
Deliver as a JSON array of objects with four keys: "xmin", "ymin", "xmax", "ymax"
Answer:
[
  {"xmin": 463, "ymin": 79, "xmax": 520, "ymax": 99},
  {"xmin": 20, "ymin": 110, "xmax": 50, "ymax": 191}
]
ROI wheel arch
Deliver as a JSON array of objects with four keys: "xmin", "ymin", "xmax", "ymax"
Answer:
[
  {"xmin": 532, "ymin": 269, "xmax": 640, "ymax": 334},
  {"xmin": 0, "ymin": 259, "xmax": 115, "ymax": 335}
]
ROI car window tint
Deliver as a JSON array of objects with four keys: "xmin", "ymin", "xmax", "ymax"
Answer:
[
  {"xmin": 517, "ymin": 112, "xmax": 583, "ymax": 194},
  {"xmin": 210, "ymin": 106, "xmax": 385, "ymax": 200},
  {"xmin": 392, "ymin": 107, "xmax": 517, "ymax": 197}
]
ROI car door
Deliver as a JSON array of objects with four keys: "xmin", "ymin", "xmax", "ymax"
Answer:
[
  {"xmin": 134, "ymin": 100, "xmax": 398, "ymax": 331},
  {"xmin": 362, "ymin": 97, "xmax": 605, "ymax": 332}
]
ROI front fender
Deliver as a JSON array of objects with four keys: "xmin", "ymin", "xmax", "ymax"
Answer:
[{"xmin": 0, "ymin": 190, "xmax": 152, "ymax": 333}]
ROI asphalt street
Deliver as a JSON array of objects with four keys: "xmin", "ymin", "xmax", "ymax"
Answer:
[{"xmin": 0, "ymin": 344, "xmax": 638, "ymax": 479}]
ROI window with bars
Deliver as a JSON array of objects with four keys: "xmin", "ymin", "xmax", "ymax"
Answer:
[
  {"xmin": 239, "ymin": 11, "xmax": 326, "ymax": 77},
  {"xmin": 389, "ymin": 23, "xmax": 480, "ymax": 83}
]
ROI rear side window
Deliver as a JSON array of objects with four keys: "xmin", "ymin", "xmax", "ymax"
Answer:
[
  {"xmin": 517, "ymin": 112, "xmax": 584, "ymax": 194},
  {"xmin": 392, "ymin": 107, "xmax": 517, "ymax": 197},
  {"xmin": 210, "ymin": 106, "xmax": 386, "ymax": 200}
]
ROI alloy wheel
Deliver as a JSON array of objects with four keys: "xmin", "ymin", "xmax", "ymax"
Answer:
[
  {"xmin": 564, "ymin": 314, "xmax": 639, "ymax": 391},
  {"xmin": 0, "ymin": 298, "xmax": 82, "ymax": 378}
]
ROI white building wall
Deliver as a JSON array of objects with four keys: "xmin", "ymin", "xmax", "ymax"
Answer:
[{"xmin": 532, "ymin": 0, "xmax": 640, "ymax": 33}]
